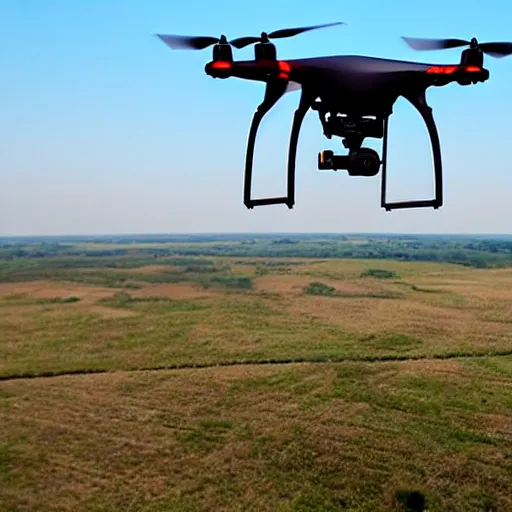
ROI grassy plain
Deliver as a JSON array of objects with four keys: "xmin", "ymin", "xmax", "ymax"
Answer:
[{"xmin": 1, "ymin": 241, "xmax": 512, "ymax": 511}]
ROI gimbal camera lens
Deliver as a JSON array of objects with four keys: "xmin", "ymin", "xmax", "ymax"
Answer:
[{"xmin": 349, "ymin": 147, "xmax": 381, "ymax": 176}]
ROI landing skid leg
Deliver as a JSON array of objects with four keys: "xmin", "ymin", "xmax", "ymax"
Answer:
[
  {"xmin": 244, "ymin": 80, "xmax": 288, "ymax": 209},
  {"xmin": 244, "ymin": 82, "xmax": 311, "ymax": 209},
  {"xmin": 381, "ymin": 90, "xmax": 443, "ymax": 211},
  {"xmin": 285, "ymin": 90, "xmax": 312, "ymax": 209}
]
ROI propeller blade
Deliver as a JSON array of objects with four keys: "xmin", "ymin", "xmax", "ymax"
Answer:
[
  {"xmin": 268, "ymin": 21, "xmax": 345, "ymax": 39},
  {"xmin": 479, "ymin": 42, "xmax": 512, "ymax": 57},
  {"xmin": 229, "ymin": 36, "xmax": 261, "ymax": 49},
  {"xmin": 155, "ymin": 34, "xmax": 220, "ymax": 50},
  {"xmin": 402, "ymin": 36, "xmax": 470, "ymax": 51},
  {"xmin": 230, "ymin": 22, "xmax": 344, "ymax": 49}
]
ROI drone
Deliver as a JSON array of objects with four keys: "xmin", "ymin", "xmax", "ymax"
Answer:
[{"xmin": 156, "ymin": 24, "xmax": 512, "ymax": 211}]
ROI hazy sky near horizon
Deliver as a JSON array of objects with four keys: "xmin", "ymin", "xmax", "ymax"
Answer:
[{"xmin": 1, "ymin": 0, "xmax": 512, "ymax": 235}]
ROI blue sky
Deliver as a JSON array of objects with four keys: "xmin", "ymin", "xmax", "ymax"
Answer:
[{"xmin": 1, "ymin": 0, "xmax": 511, "ymax": 235}]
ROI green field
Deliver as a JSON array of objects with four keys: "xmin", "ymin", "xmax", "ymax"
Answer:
[{"xmin": 1, "ymin": 235, "xmax": 511, "ymax": 511}]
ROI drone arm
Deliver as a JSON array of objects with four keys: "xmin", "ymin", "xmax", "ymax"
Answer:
[
  {"xmin": 244, "ymin": 79, "xmax": 290, "ymax": 208},
  {"xmin": 381, "ymin": 89, "xmax": 443, "ymax": 211}
]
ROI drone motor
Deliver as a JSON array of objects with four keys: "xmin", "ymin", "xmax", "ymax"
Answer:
[
  {"xmin": 254, "ymin": 39, "xmax": 277, "ymax": 61},
  {"xmin": 212, "ymin": 35, "xmax": 233, "ymax": 63},
  {"xmin": 460, "ymin": 39, "xmax": 483, "ymax": 68}
]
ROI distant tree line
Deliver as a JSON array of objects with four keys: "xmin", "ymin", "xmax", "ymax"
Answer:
[{"xmin": 1, "ymin": 235, "xmax": 511, "ymax": 268}]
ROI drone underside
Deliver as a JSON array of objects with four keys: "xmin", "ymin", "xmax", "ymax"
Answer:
[{"xmin": 156, "ymin": 24, "xmax": 511, "ymax": 211}]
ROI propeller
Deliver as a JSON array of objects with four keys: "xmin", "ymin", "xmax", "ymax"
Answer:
[
  {"xmin": 155, "ymin": 33, "xmax": 230, "ymax": 51},
  {"xmin": 230, "ymin": 22, "xmax": 345, "ymax": 49},
  {"xmin": 155, "ymin": 22, "xmax": 344, "ymax": 52},
  {"xmin": 402, "ymin": 36, "xmax": 512, "ymax": 58}
]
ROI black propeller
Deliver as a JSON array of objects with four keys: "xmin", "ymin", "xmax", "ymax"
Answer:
[
  {"xmin": 229, "ymin": 22, "xmax": 345, "ymax": 49},
  {"xmin": 155, "ymin": 33, "xmax": 230, "ymax": 50},
  {"xmin": 155, "ymin": 22, "xmax": 344, "ymax": 52},
  {"xmin": 402, "ymin": 36, "xmax": 512, "ymax": 58}
]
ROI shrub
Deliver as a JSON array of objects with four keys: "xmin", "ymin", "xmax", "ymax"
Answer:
[
  {"xmin": 39, "ymin": 296, "xmax": 80, "ymax": 304},
  {"xmin": 201, "ymin": 275, "xmax": 253, "ymax": 290},
  {"xmin": 360, "ymin": 268, "xmax": 398, "ymax": 279},
  {"xmin": 303, "ymin": 282, "xmax": 337, "ymax": 296}
]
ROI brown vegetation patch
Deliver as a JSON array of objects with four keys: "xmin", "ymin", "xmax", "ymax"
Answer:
[
  {"xmin": 123, "ymin": 265, "xmax": 174, "ymax": 275},
  {"xmin": 229, "ymin": 264, "xmax": 257, "ymax": 276},
  {"xmin": 1, "ymin": 359, "xmax": 511, "ymax": 511},
  {"xmin": 296, "ymin": 259, "xmax": 467, "ymax": 279},
  {"xmin": 0, "ymin": 281, "xmax": 140, "ymax": 319},
  {"xmin": 0, "ymin": 280, "xmax": 113, "ymax": 302},
  {"xmin": 253, "ymin": 275, "xmax": 370, "ymax": 295},
  {"xmin": 86, "ymin": 306, "xmax": 137, "ymax": 319},
  {"xmin": 411, "ymin": 274, "xmax": 512, "ymax": 309},
  {"xmin": 283, "ymin": 294, "xmax": 512, "ymax": 351},
  {"xmin": 474, "ymin": 412, "xmax": 512, "ymax": 442},
  {"xmin": 392, "ymin": 358, "xmax": 466, "ymax": 376},
  {"xmin": 130, "ymin": 283, "xmax": 217, "ymax": 299}
]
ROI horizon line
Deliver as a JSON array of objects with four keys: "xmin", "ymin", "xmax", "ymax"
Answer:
[{"xmin": 1, "ymin": 231, "xmax": 512, "ymax": 239}]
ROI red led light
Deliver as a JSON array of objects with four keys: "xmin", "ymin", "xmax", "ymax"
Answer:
[
  {"xmin": 278, "ymin": 72, "xmax": 289, "ymax": 80},
  {"xmin": 465, "ymin": 65, "xmax": 481, "ymax": 72},
  {"xmin": 426, "ymin": 65, "xmax": 458, "ymax": 74},
  {"xmin": 278, "ymin": 61, "xmax": 291, "ymax": 73},
  {"xmin": 211, "ymin": 61, "xmax": 232, "ymax": 69}
]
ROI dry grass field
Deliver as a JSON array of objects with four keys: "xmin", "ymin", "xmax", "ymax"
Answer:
[{"xmin": 1, "ymin": 256, "xmax": 511, "ymax": 511}]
